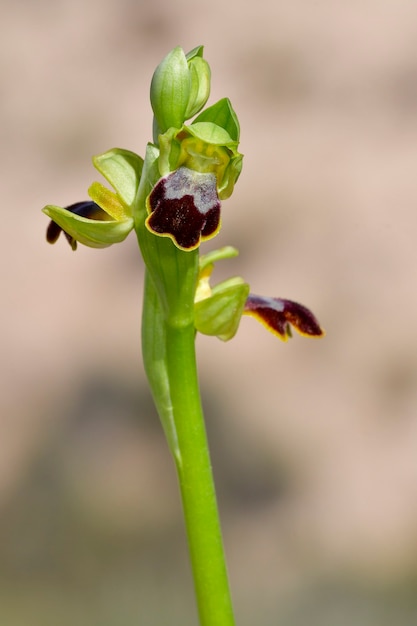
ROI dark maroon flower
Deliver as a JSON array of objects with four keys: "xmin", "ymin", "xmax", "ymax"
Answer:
[
  {"xmin": 145, "ymin": 167, "xmax": 221, "ymax": 250},
  {"xmin": 244, "ymin": 294, "xmax": 324, "ymax": 341}
]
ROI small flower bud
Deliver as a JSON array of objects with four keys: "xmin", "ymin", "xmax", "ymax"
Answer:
[
  {"xmin": 150, "ymin": 47, "xmax": 191, "ymax": 134},
  {"xmin": 150, "ymin": 46, "xmax": 212, "ymax": 136}
]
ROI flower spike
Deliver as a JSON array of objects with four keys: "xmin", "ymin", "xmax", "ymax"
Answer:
[
  {"xmin": 41, "ymin": 46, "xmax": 326, "ymax": 624},
  {"xmin": 244, "ymin": 294, "xmax": 325, "ymax": 341}
]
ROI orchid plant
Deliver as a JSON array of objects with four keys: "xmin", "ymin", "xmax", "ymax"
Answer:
[{"xmin": 43, "ymin": 46, "xmax": 324, "ymax": 626}]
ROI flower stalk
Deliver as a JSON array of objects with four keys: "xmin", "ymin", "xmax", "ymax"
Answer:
[{"xmin": 134, "ymin": 104, "xmax": 236, "ymax": 624}]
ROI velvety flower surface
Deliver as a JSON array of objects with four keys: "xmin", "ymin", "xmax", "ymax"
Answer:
[
  {"xmin": 244, "ymin": 294, "xmax": 324, "ymax": 341},
  {"xmin": 146, "ymin": 166, "xmax": 221, "ymax": 250}
]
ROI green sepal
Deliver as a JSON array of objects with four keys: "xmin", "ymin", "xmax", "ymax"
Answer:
[
  {"xmin": 218, "ymin": 151, "xmax": 243, "ymax": 200},
  {"xmin": 42, "ymin": 205, "xmax": 134, "ymax": 248},
  {"xmin": 186, "ymin": 122, "xmax": 237, "ymax": 148},
  {"xmin": 150, "ymin": 47, "xmax": 191, "ymax": 134},
  {"xmin": 195, "ymin": 276, "xmax": 250, "ymax": 341},
  {"xmin": 193, "ymin": 98, "xmax": 240, "ymax": 142},
  {"xmin": 92, "ymin": 148, "xmax": 143, "ymax": 208},
  {"xmin": 185, "ymin": 55, "xmax": 211, "ymax": 120}
]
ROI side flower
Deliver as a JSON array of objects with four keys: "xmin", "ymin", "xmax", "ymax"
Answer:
[
  {"xmin": 42, "ymin": 148, "xmax": 143, "ymax": 249},
  {"xmin": 45, "ymin": 200, "xmax": 113, "ymax": 251},
  {"xmin": 243, "ymin": 294, "xmax": 325, "ymax": 341},
  {"xmin": 194, "ymin": 247, "xmax": 324, "ymax": 342}
]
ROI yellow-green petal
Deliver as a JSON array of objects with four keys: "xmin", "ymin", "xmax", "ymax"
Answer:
[{"xmin": 88, "ymin": 181, "xmax": 128, "ymax": 221}]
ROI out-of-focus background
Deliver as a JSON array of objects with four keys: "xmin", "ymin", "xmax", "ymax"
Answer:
[{"xmin": 2, "ymin": 0, "xmax": 417, "ymax": 624}]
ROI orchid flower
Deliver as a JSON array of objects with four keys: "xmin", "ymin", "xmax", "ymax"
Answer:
[{"xmin": 42, "ymin": 45, "xmax": 324, "ymax": 626}]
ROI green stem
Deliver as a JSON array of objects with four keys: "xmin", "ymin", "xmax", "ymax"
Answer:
[
  {"xmin": 142, "ymin": 268, "xmax": 235, "ymax": 625},
  {"xmin": 141, "ymin": 271, "xmax": 179, "ymax": 459},
  {"xmin": 164, "ymin": 317, "xmax": 235, "ymax": 626}
]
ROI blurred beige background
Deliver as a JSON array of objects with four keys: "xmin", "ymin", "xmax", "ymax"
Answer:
[{"xmin": 2, "ymin": 0, "xmax": 417, "ymax": 624}]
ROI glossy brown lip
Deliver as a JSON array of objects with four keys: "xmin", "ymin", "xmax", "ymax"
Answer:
[
  {"xmin": 244, "ymin": 294, "xmax": 325, "ymax": 340},
  {"xmin": 146, "ymin": 167, "xmax": 221, "ymax": 250},
  {"xmin": 46, "ymin": 201, "xmax": 109, "ymax": 250}
]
